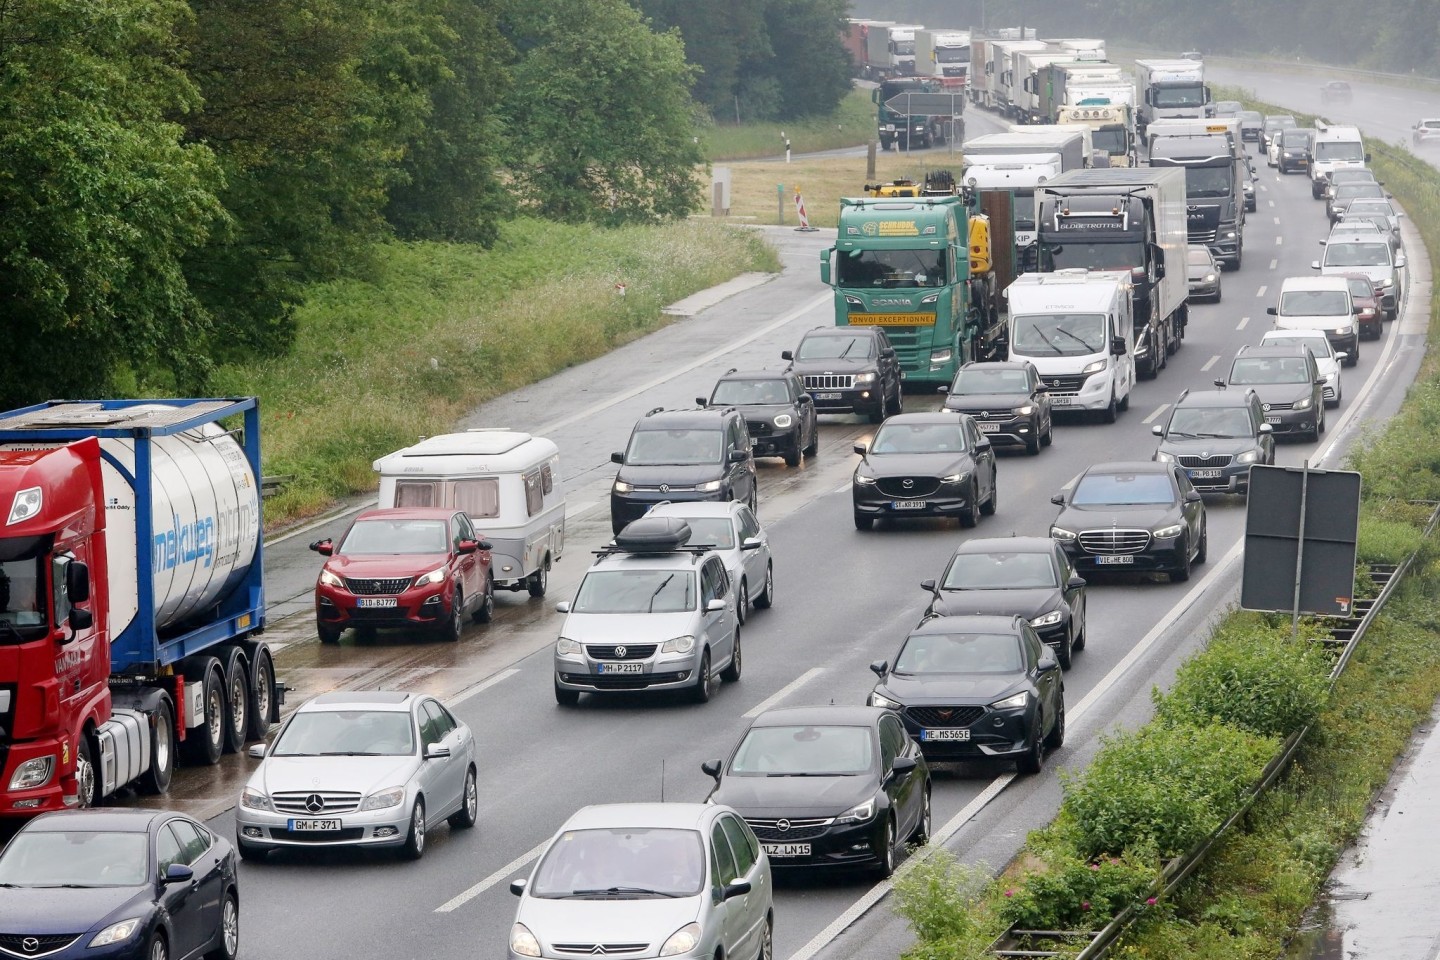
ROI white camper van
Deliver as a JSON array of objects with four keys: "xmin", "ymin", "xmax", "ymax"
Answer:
[{"xmin": 374, "ymin": 429, "xmax": 565, "ymax": 596}]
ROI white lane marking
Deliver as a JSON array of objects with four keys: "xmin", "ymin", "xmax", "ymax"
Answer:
[
  {"xmin": 1269, "ymin": 258, "xmax": 1279, "ymax": 270},
  {"xmin": 1201, "ymin": 355, "xmax": 1220, "ymax": 372},
  {"xmin": 435, "ymin": 839, "xmax": 551, "ymax": 913},
  {"xmin": 1268, "ymin": 199, "xmax": 1276, "ymax": 207},
  {"xmin": 1255, "ymin": 285, "xmax": 1268, "ymax": 297},
  {"xmin": 743, "ymin": 668, "xmax": 825, "ymax": 719},
  {"xmin": 1274, "ymin": 216, "xmax": 1282, "ymax": 225},
  {"xmin": 1237, "ymin": 316, "xmax": 1250, "ymax": 330},
  {"xmin": 832, "ymin": 480, "xmax": 852, "ymax": 495},
  {"xmin": 1276, "ymin": 235, "xmax": 1284, "ymax": 245},
  {"xmin": 537, "ymin": 291, "xmax": 832, "ymax": 435},
  {"xmin": 448, "ymin": 668, "xmax": 520, "ymax": 707},
  {"xmin": 1141, "ymin": 404, "xmax": 1170, "ymax": 425}
]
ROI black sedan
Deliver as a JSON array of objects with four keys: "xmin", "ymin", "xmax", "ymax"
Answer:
[
  {"xmin": 1050, "ymin": 461, "xmax": 1208, "ymax": 582},
  {"xmin": 0, "ymin": 809, "xmax": 239, "ymax": 960},
  {"xmin": 921, "ymin": 536, "xmax": 1087, "ymax": 669},
  {"xmin": 868, "ymin": 615, "xmax": 1064, "ymax": 774},
  {"xmin": 852, "ymin": 412, "xmax": 998, "ymax": 529},
  {"xmin": 941, "ymin": 361, "xmax": 1054, "ymax": 454},
  {"xmin": 701, "ymin": 706, "xmax": 930, "ymax": 878}
]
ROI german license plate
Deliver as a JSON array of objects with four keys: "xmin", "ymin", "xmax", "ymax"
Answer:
[
  {"xmin": 762, "ymin": 843, "xmax": 811, "ymax": 858},
  {"xmin": 815, "ymin": 392, "xmax": 841, "ymax": 400},
  {"xmin": 977, "ymin": 422, "xmax": 1001, "ymax": 432},
  {"xmin": 750, "ymin": 438, "xmax": 759, "ymax": 447},
  {"xmin": 356, "ymin": 598, "xmax": 397, "ymax": 608},
  {"xmin": 1096, "ymin": 555, "xmax": 1134, "ymax": 565},
  {"xmin": 1050, "ymin": 396, "xmax": 1072, "ymax": 405},
  {"xmin": 921, "ymin": 728, "xmax": 970, "ymax": 741},
  {"xmin": 288, "ymin": 819, "xmax": 341, "ymax": 832},
  {"xmin": 598, "ymin": 662, "xmax": 644, "ymax": 674},
  {"xmin": 1265, "ymin": 416, "xmax": 1282, "ymax": 424},
  {"xmin": 1189, "ymin": 469, "xmax": 1222, "ymax": 479},
  {"xmin": 891, "ymin": 500, "xmax": 926, "ymax": 510}
]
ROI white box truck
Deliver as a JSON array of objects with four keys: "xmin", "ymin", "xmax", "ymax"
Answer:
[
  {"xmin": 916, "ymin": 29, "xmax": 971, "ymax": 81},
  {"xmin": 867, "ymin": 23, "xmax": 924, "ymax": 79},
  {"xmin": 1135, "ymin": 58, "xmax": 1211, "ymax": 140}
]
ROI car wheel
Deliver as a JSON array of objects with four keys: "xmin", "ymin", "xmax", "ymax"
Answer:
[
  {"xmin": 873, "ymin": 817, "xmax": 897, "ymax": 879},
  {"xmin": 1317, "ymin": 406, "xmax": 1327, "ymax": 437},
  {"xmin": 1195, "ymin": 523, "xmax": 1208, "ymax": 564},
  {"xmin": 748, "ymin": 485, "xmax": 758, "ymax": 515},
  {"xmin": 911, "ymin": 785, "xmax": 933, "ymax": 844},
  {"xmin": 554, "ymin": 678, "xmax": 580, "ymax": 707},
  {"xmin": 448, "ymin": 765, "xmax": 479, "ymax": 829},
  {"xmin": 1345, "ymin": 346, "xmax": 1358, "ymax": 368},
  {"xmin": 691, "ymin": 650, "xmax": 716, "ymax": 704},
  {"xmin": 720, "ymin": 627, "xmax": 742, "ymax": 682},
  {"xmin": 803, "ymin": 422, "xmax": 819, "ymax": 457},
  {"xmin": 869, "ymin": 396, "xmax": 887, "ymax": 424},
  {"xmin": 527, "ymin": 562, "xmax": 548, "ymax": 598},
  {"xmin": 759, "ymin": 917, "xmax": 774, "ymax": 960},
  {"xmin": 1016, "ymin": 729, "xmax": 1044, "ymax": 775},
  {"xmin": 440, "ymin": 589, "xmax": 464, "ymax": 642},
  {"xmin": 1101, "ymin": 389, "xmax": 1118, "ymax": 425},
  {"xmin": 1172, "ymin": 538, "xmax": 1193, "ymax": 583},
  {"xmin": 144, "ymin": 931, "xmax": 168, "ymax": 960},
  {"xmin": 1073, "ymin": 625, "xmax": 1086, "ymax": 652},
  {"xmin": 317, "ymin": 621, "xmax": 342, "ymax": 645},
  {"xmin": 892, "ymin": 383, "xmax": 904, "ymax": 415},
  {"xmin": 754, "ymin": 561, "xmax": 775, "ymax": 609},
  {"xmin": 1044, "ymin": 699, "xmax": 1067, "ymax": 750},
  {"xmin": 207, "ymin": 889, "xmax": 240, "ymax": 960},
  {"xmin": 980, "ymin": 470, "xmax": 997, "ymax": 516},
  {"xmin": 737, "ymin": 578, "xmax": 749, "ymax": 625},
  {"xmin": 1056, "ymin": 632, "xmax": 1073, "ymax": 670},
  {"xmin": 401, "ymin": 797, "xmax": 427, "ymax": 860},
  {"xmin": 854, "ymin": 513, "xmax": 873, "ymax": 531},
  {"xmin": 1025, "ymin": 428, "xmax": 1041, "ymax": 455},
  {"xmin": 1041, "ymin": 417, "xmax": 1054, "ymax": 447},
  {"xmin": 783, "ymin": 444, "xmax": 801, "ymax": 468},
  {"xmin": 473, "ymin": 577, "xmax": 495, "ymax": 623},
  {"xmin": 235, "ymin": 835, "xmax": 267, "ymax": 862},
  {"xmin": 959, "ymin": 481, "xmax": 979, "ymax": 528},
  {"xmin": 1214, "ymin": 286, "xmax": 1222, "ymax": 303}
]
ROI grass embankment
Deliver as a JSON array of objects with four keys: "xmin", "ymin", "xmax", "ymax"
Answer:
[
  {"xmin": 892, "ymin": 93, "xmax": 1440, "ymax": 959},
  {"xmin": 214, "ymin": 218, "xmax": 778, "ymax": 526},
  {"xmin": 703, "ymin": 87, "xmax": 875, "ymax": 161}
]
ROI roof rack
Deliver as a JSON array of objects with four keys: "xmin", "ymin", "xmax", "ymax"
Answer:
[{"xmin": 644, "ymin": 407, "xmax": 665, "ymax": 418}]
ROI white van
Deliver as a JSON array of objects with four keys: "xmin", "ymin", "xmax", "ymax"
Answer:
[
  {"xmin": 374, "ymin": 429, "xmax": 565, "ymax": 596},
  {"xmin": 1266, "ymin": 276, "xmax": 1358, "ymax": 365},
  {"xmin": 1309, "ymin": 123, "xmax": 1367, "ymax": 199}
]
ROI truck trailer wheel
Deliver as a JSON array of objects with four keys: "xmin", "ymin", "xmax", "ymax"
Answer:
[
  {"xmin": 137, "ymin": 696, "xmax": 175, "ymax": 795},
  {"xmin": 218, "ymin": 646, "xmax": 249, "ymax": 755},
  {"xmin": 180, "ymin": 657, "xmax": 227, "ymax": 766},
  {"xmin": 245, "ymin": 645, "xmax": 276, "ymax": 742}
]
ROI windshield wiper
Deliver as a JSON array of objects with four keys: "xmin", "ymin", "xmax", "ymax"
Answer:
[
  {"xmin": 764, "ymin": 772, "xmax": 846, "ymax": 777},
  {"xmin": 1053, "ymin": 327, "xmax": 1099, "ymax": 352},
  {"xmin": 647, "ymin": 574, "xmax": 676, "ymax": 613},
  {"xmin": 316, "ymin": 751, "xmax": 387, "ymax": 757},
  {"xmin": 567, "ymin": 886, "xmax": 679, "ymax": 899},
  {"xmin": 1028, "ymin": 323, "xmax": 1064, "ymax": 354},
  {"xmin": 0, "ymin": 620, "xmax": 25, "ymax": 642},
  {"xmin": 839, "ymin": 339, "xmax": 857, "ymax": 360}
]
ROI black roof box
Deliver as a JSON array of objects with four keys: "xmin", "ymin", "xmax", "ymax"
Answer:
[{"xmin": 614, "ymin": 516, "xmax": 692, "ymax": 554}]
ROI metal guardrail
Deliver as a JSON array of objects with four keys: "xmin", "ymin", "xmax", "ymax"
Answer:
[
  {"xmin": 260, "ymin": 474, "xmax": 293, "ymax": 499},
  {"xmin": 986, "ymin": 502, "xmax": 1440, "ymax": 959}
]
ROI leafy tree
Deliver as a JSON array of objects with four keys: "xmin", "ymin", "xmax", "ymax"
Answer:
[
  {"xmin": 503, "ymin": 0, "xmax": 704, "ymax": 225},
  {"xmin": 755, "ymin": 0, "xmax": 853, "ymax": 120},
  {"xmin": 0, "ymin": 0, "xmax": 226, "ymax": 405}
]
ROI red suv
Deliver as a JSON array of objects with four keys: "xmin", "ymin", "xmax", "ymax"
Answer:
[
  {"xmin": 1342, "ymin": 273, "xmax": 1383, "ymax": 340},
  {"xmin": 310, "ymin": 508, "xmax": 494, "ymax": 644}
]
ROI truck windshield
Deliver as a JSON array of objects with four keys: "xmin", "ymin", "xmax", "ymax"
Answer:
[
  {"xmin": 892, "ymin": 41, "xmax": 916, "ymax": 55},
  {"xmin": 1011, "ymin": 193, "xmax": 1036, "ymax": 228},
  {"xmin": 1012, "ymin": 313, "xmax": 1108, "ymax": 357},
  {"xmin": 837, "ymin": 248, "xmax": 947, "ymax": 288},
  {"xmin": 936, "ymin": 47, "xmax": 970, "ymax": 63},
  {"xmin": 1153, "ymin": 84, "xmax": 1205, "ymax": 108},
  {"xmin": 1042, "ymin": 240, "xmax": 1143, "ymax": 272},
  {"xmin": 1315, "ymin": 142, "xmax": 1365, "ymax": 162},
  {"xmin": 1091, "ymin": 127, "xmax": 1127, "ymax": 154},
  {"xmin": 0, "ymin": 537, "xmax": 50, "ymax": 640},
  {"xmin": 1183, "ymin": 166, "xmax": 1232, "ymax": 198}
]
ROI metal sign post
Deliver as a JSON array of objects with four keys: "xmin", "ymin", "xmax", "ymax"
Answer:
[{"xmin": 1291, "ymin": 460, "xmax": 1310, "ymax": 638}]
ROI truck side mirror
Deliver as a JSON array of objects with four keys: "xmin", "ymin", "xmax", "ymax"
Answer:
[
  {"xmin": 1110, "ymin": 337, "xmax": 1127, "ymax": 356},
  {"xmin": 66, "ymin": 560, "xmax": 91, "ymax": 604},
  {"xmin": 1266, "ymin": 306, "xmax": 1278, "ymax": 315},
  {"xmin": 820, "ymin": 249, "xmax": 833, "ymax": 285},
  {"xmin": 781, "ymin": 350, "xmax": 794, "ymax": 361}
]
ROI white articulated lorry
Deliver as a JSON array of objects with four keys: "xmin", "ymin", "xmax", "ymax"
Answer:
[
  {"xmin": 916, "ymin": 29, "xmax": 971, "ymax": 82},
  {"xmin": 1135, "ymin": 58, "xmax": 1211, "ymax": 141}
]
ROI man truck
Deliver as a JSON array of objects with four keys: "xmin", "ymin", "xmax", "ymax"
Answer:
[
  {"xmin": 916, "ymin": 29, "xmax": 971, "ymax": 82},
  {"xmin": 1135, "ymin": 58, "xmax": 1212, "ymax": 142},
  {"xmin": 1147, "ymin": 131, "xmax": 1246, "ymax": 268},
  {"xmin": 0, "ymin": 397, "xmax": 280, "ymax": 816}
]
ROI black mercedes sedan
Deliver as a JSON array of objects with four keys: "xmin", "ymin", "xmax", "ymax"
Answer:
[
  {"xmin": 868, "ymin": 616, "xmax": 1064, "ymax": 774},
  {"xmin": 852, "ymin": 412, "xmax": 998, "ymax": 529},
  {"xmin": 921, "ymin": 536, "xmax": 1087, "ymax": 669},
  {"xmin": 701, "ymin": 705, "xmax": 930, "ymax": 878},
  {"xmin": 0, "ymin": 809, "xmax": 239, "ymax": 960},
  {"xmin": 1050, "ymin": 461, "xmax": 1208, "ymax": 582}
]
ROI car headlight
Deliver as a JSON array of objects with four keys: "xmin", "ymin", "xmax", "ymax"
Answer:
[
  {"xmin": 613, "ymin": 480, "xmax": 635, "ymax": 494},
  {"xmin": 1360, "ymin": 308, "xmax": 1377, "ymax": 317},
  {"xmin": 845, "ymin": 294, "xmax": 864, "ymax": 305},
  {"xmin": 1152, "ymin": 523, "xmax": 1185, "ymax": 539},
  {"xmin": 1236, "ymin": 450, "xmax": 1261, "ymax": 464},
  {"xmin": 836, "ymin": 798, "xmax": 876, "ymax": 824},
  {"xmin": 660, "ymin": 923, "xmax": 702, "ymax": 957},
  {"xmin": 661, "ymin": 635, "xmax": 695, "ymax": 654},
  {"xmin": 1332, "ymin": 327, "xmax": 1350, "ymax": 336},
  {"xmin": 319, "ymin": 569, "xmax": 344, "ymax": 588},
  {"xmin": 89, "ymin": 919, "xmax": 142, "ymax": 948},
  {"xmin": 941, "ymin": 472, "xmax": 971, "ymax": 485},
  {"xmin": 773, "ymin": 414, "xmax": 793, "ymax": 428},
  {"xmin": 1029, "ymin": 610, "xmax": 1064, "ymax": 627},
  {"xmin": 1154, "ymin": 450, "xmax": 1176, "ymax": 463},
  {"xmin": 1013, "ymin": 404, "xmax": 1034, "ymax": 416},
  {"xmin": 1050, "ymin": 526, "xmax": 1077, "ymax": 541},
  {"xmin": 8, "ymin": 757, "xmax": 52, "ymax": 790},
  {"xmin": 854, "ymin": 372, "xmax": 877, "ymax": 384},
  {"xmin": 1379, "ymin": 278, "xmax": 1394, "ymax": 288},
  {"xmin": 1204, "ymin": 274, "xmax": 1217, "ymax": 283},
  {"xmin": 1081, "ymin": 359, "xmax": 1107, "ymax": 375},
  {"xmin": 240, "ymin": 786, "xmax": 273, "ymax": 811},
  {"xmin": 1293, "ymin": 396, "xmax": 1313, "ymax": 411},
  {"xmin": 414, "ymin": 565, "xmax": 448, "ymax": 587},
  {"xmin": 991, "ymin": 692, "xmax": 1029, "ymax": 711},
  {"xmin": 854, "ymin": 472, "xmax": 876, "ymax": 486},
  {"xmin": 869, "ymin": 690, "xmax": 901, "ymax": 710},
  {"xmin": 556, "ymin": 637, "xmax": 581, "ymax": 657},
  {"xmin": 510, "ymin": 923, "xmax": 542, "ymax": 958},
  {"xmin": 696, "ymin": 480, "xmax": 722, "ymax": 492},
  {"xmin": 359, "ymin": 786, "xmax": 407, "ymax": 811},
  {"xmin": 1224, "ymin": 231, "xmax": 1236, "ymax": 239}
]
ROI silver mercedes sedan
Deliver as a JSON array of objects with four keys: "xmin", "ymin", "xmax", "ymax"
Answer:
[{"xmin": 235, "ymin": 690, "xmax": 477, "ymax": 861}]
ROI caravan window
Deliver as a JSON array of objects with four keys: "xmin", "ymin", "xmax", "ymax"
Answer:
[
  {"xmin": 541, "ymin": 460, "xmax": 555, "ymax": 495},
  {"xmin": 524, "ymin": 470, "xmax": 543, "ymax": 517},
  {"xmin": 395, "ymin": 481, "xmax": 438, "ymax": 508},
  {"xmin": 454, "ymin": 478, "xmax": 500, "ymax": 518}
]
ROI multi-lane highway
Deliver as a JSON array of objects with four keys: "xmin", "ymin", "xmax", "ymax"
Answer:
[{"xmin": 111, "ymin": 65, "xmax": 1436, "ymax": 960}]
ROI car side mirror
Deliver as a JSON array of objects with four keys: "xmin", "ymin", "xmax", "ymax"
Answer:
[
  {"xmin": 706, "ymin": 598, "xmax": 727, "ymax": 612},
  {"xmin": 456, "ymin": 539, "xmax": 478, "ymax": 555},
  {"xmin": 1151, "ymin": 424, "xmax": 1164, "ymax": 436},
  {"xmin": 936, "ymin": 385, "xmax": 948, "ymax": 394},
  {"xmin": 1213, "ymin": 379, "xmax": 1226, "ymax": 388},
  {"xmin": 975, "ymin": 438, "xmax": 991, "ymax": 451},
  {"xmin": 555, "ymin": 601, "xmax": 572, "ymax": 614},
  {"xmin": 728, "ymin": 449, "xmax": 749, "ymax": 463},
  {"xmin": 740, "ymin": 537, "xmax": 763, "ymax": 552},
  {"xmin": 1336, "ymin": 351, "xmax": 1350, "ymax": 361},
  {"xmin": 1396, "ymin": 256, "xmax": 1408, "ymax": 269},
  {"xmin": 247, "ymin": 743, "xmax": 267, "ymax": 759},
  {"xmin": 701, "ymin": 759, "xmax": 722, "ymax": 781},
  {"xmin": 1185, "ymin": 490, "xmax": 1203, "ymax": 503},
  {"xmin": 1266, "ymin": 306, "xmax": 1277, "ymax": 315},
  {"xmin": 163, "ymin": 864, "xmax": 194, "ymax": 885},
  {"xmin": 1067, "ymin": 575, "xmax": 1087, "ymax": 589},
  {"xmin": 920, "ymin": 578, "xmax": 938, "ymax": 593},
  {"xmin": 781, "ymin": 350, "xmax": 794, "ymax": 361},
  {"xmin": 510, "ymin": 878, "xmax": 528, "ymax": 897},
  {"xmin": 425, "ymin": 743, "xmax": 451, "ymax": 760},
  {"xmin": 890, "ymin": 756, "xmax": 918, "ymax": 778},
  {"xmin": 1259, "ymin": 423, "xmax": 1273, "ymax": 434},
  {"xmin": 1037, "ymin": 653, "xmax": 1059, "ymax": 672},
  {"xmin": 309, "ymin": 539, "xmax": 334, "ymax": 556},
  {"xmin": 882, "ymin": 347, "xmax": 897, "ymax": 359},
  {"xmin": 1050, "ymin": 493, "xmax": 1065, "ymax": 505},
  {"xmin": 611, "ymin": 451, "xmax": 624, "ymax": 464},
  {"xmin": 853, "ymin": 443, "xmax": 867, "ymax": 456},
  {"xmin": 1110, "ymin": 337, "xmax": 1127, "ymax": 356},
  {"xmin": 1310, "ymin": 261, "xmax": 1321, "ymax": 270},
  {"xmin": 1035, "ymin": 383, "xmax": 1048, "ymax": 393},
  {"xmin": 1314, "ymin": 378, "xmax": 1327, "ymax": 386},
  {"xmin": 869, "ymin": 659, "xmax": 888, "ymax": 677},
  {"xmin": 722, "ymin": 880, "xmax": 752, "ymax": 901}
]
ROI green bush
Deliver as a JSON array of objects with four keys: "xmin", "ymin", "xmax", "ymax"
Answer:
[
  {"xmin": 1356, "ymin": 515, "xmax": 1427, "ymax": 565},
  {"xmin": 1061, "ymin": 722, "xmax": 1277, "ymax": 859},
  {"xmin": 1152, "ymin": 620, "xmax": 1331, "ymax": 739},
  {"xmin": 998, "ymin": 853, "xmax": 1154, "ymax": 930},
  {"xmin": 892, "ymin": 851, "xmax": 997, "ymax": 956}
]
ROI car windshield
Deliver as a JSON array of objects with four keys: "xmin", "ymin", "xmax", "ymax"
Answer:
[
  {"xmin": 1071, "ymin": 473, "xmax": 1176, "ymax": 506},
  {"xmin": 1329, "ymin": 171, "xmax": 1374, "ymax": 184},
  {"xmin": 0, "ymin": 831, "xmax": 148, "ymax": 887},
  {"xmin": 1229, "ymin": 357, "xmax": 1312, "ymax": 385},
  {"xmin": 1012, "ymin": 313, "xmax": 1108, "ymax": 357},
  {"xmin": 1265, "ymin": 335, "xmax": 1331, "ymax": 359},
  {"xmin": 1345, "ymin": 202, "xmax": 1393, "ymax": 218},
  {"xmin": 1315, "ymin": 141, "xmax": 1365, "ymax": 162},
  {"xmin": 272, "ymin": 710, "xmax": 416, "ymax": 757},
  {"xmin": 1265, "ymin": 117, "xmax": 1296, "ymax": 131},
  {"xmin": 1240, "ymin": 112, "xmax": 1262, "ymax": 124},
  {"xmin": 625, "ymin": 429, "xmax": 722, "ymax": 466},
  {"xmin": 796, "ymin": 335, "xmax": 874, "ymax": 361},
  {"xmin": 530, "ymin": 828, "xmax": 705, "ymax": 899},
  {"xmin": 894, "ymin": 631, "xmax": 1023, "ymax": 674},
  {"xmin": 1183, "ymin": 165, "xmax": 1232, "ymax": 199},
  {"xmin": 341, "ymin": 519, "xmax": 448, "ymax": 555},
  {"xmin": 950, "ymin": 368, "xmax": 1031, "ymax": 395},
  {"xmin": 1186, "ymin": 248, "xmax": 1213, "ymax": 266},
  {"xmin": 943, "ymin": 552, "xmax": 1058, "ymax": 589},
  {"xmin": 1280, "ymin": 290, "xmax": 1349, "ymax": 315},
  {"xmin": 710, "ymin": 379, "xmax": 790, "ymax": 406},
  {"xmin": 836, "ymin": 247, "xmax": 947, "ymax": 288},
  {"xmin": 729, "ymin": 725, "xmax": 875, "ymax": 776},
  {"xmin": 572, "ymin": 570, "xmax": 696, "ymax": 614},
  {"xmin": 1281, "ymin": 132, "xmax": 1310, "ymax": 147},
  {"xmin": 671, "ymin": 517, "xmax": 735, "ymax": 550},
  {"xmin": 1325, "ymin": 242, "xmax": 1390, "ymax": 267},
  {"xmin": 1345, "ymin": 279, "xmax": 1374, "ymax": 299},
  {"xmin": 870, "ymin": 422, "xmax": 967, "ymax": 454},
  {"xmin": 1167, "ymin": 407, "xmax": 1253, "ymax": 438}
]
